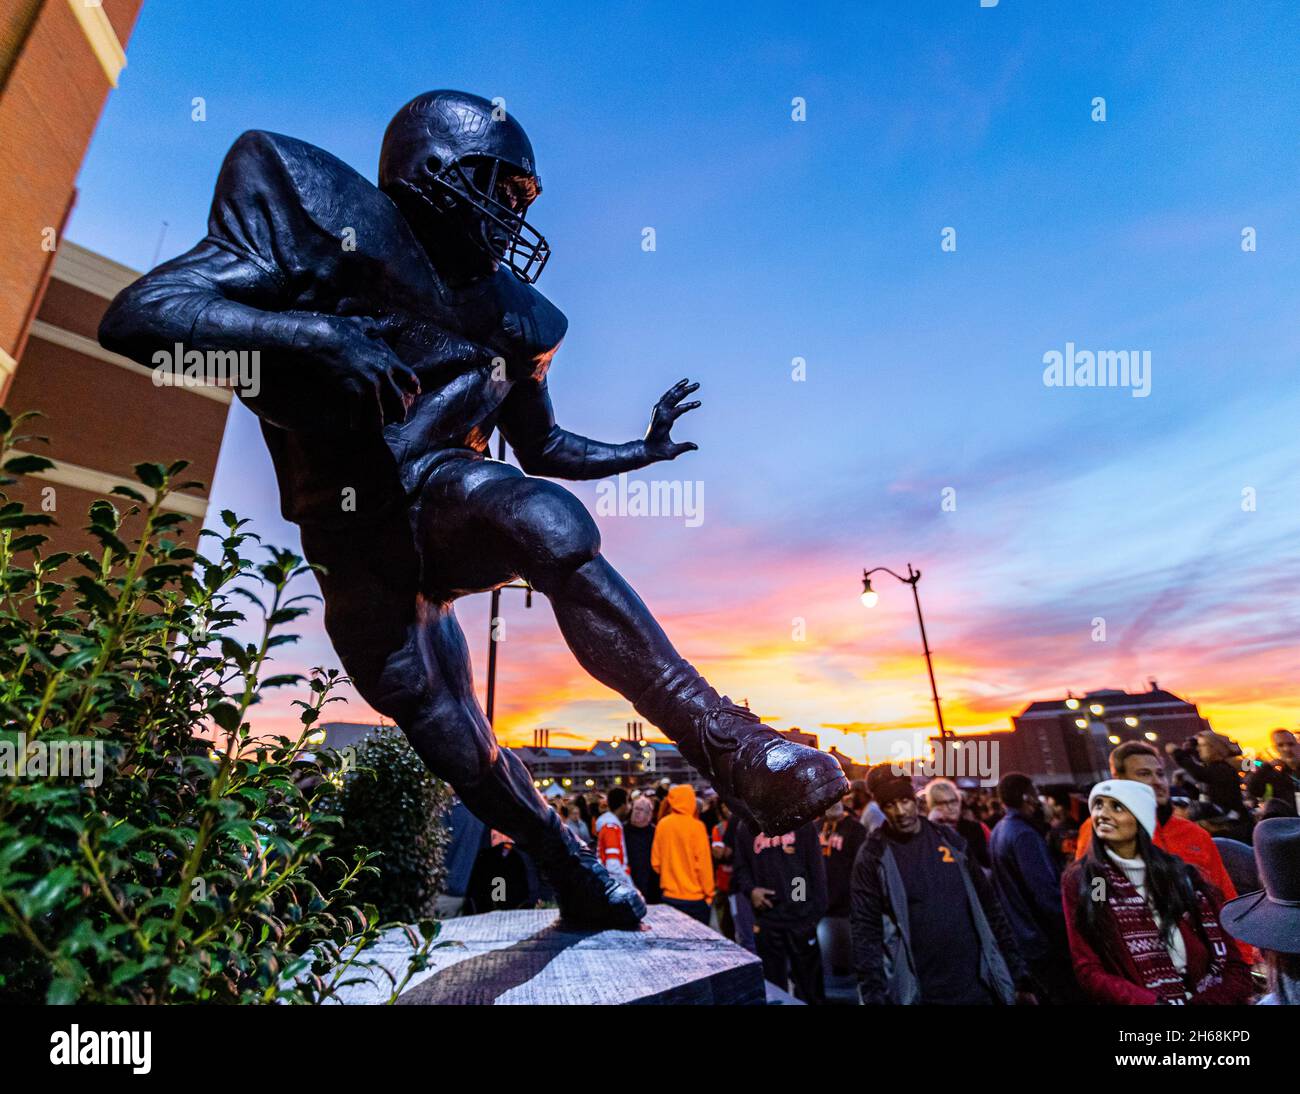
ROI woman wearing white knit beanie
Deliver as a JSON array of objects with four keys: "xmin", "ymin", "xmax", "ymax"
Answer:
[
  {"xmin": 1059, "ymin": 780, "xmax": 1252, "ymax": 1005},
  {"xmin": 1089, "ymin": 779, "xmax": 1158, "ymax": 840}
]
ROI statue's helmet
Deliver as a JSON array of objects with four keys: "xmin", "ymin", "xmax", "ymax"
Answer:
[{"xmin": 379, "ymin": 90, "xmax": 549, "ymax": 283}]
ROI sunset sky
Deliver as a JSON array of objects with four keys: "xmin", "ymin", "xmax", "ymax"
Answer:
[{"xmin": 67, "ymin": 1, "xmax": 1300, "ymax": 760}]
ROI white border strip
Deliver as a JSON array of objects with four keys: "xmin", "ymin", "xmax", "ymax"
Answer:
[
  {"xmin": 66, "ymin": 0, "xmax": 127, "ymax": 87},
  {"xmin": 28, "ymin": 320, "xmax": 233, "ymax": 405},
  {"xmin": 6, "ymin": 449, "xmax": 208, "ymax": 518},
  {"xmin": 50, "ymin": 240, "xmax": 141, "ymax": 300}
]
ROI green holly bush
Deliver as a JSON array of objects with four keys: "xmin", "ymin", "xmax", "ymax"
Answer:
[
  {"xmin": 0, "ymin": 410, "xmax": 438, "ymax": 1003},
  {"xmin": 316, "ymin": 728, "xmax": 452, "ymax": 924}
]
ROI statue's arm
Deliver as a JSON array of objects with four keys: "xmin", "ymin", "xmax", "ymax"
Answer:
[
  {"xmin": 99, "ymin": 240, "xmax": 420, "ymax": 432},
  {"xmin": 101, "ymin": 239, "xmax": 311, "ymax": 368},
  {"xmin": 497, "ymin": 376, "xmax": 648, "ymax": 479},
  {"xmin": 498, "ymin": 376, "xmax": 700, "ymax": 480}
]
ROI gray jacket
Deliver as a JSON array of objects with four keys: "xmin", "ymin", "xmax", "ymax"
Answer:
[{"xmin": 849, "ymin": 819, "xmax": 1022, "ymax": 1005}]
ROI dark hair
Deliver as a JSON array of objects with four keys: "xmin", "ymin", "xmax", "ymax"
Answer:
[
  {"xmin": 1259, "ymin": 797, "xmax": 1298, "ymax": 820},
  {"xmin": 866, "ymin": 763, "xmax": 913, "ymax": 803},
  {"xmin": 1039, "ymin": 784, "xmax": 1068, "ymax": 806},
  {"xmin": 1110, "ymin": 740, "xmax": 1160, "ymax": 777},
  {"xmin": 1072, "ymin": 822, "xmax": 1204, "ymax": 950},
  {"xmin": 607, "ymin": 787, "xmax": 628, "ymax": 811},
  {"xmin": 997, "ymin": 772, "xmax": 1036, "ymax": 810}
]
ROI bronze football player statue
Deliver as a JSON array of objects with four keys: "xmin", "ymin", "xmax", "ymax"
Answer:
[{"xmin": 101, "ymin": 90, "xmax": 849, "ymax": 929}]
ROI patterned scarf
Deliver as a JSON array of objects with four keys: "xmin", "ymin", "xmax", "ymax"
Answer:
[{"xmin": 1101, "ymin": 860, "xmax": 1230, "ymax": 1004}]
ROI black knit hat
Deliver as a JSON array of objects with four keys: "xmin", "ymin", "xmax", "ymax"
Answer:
[{"xmin": 866, "ymin": 763, "xmax": 915, "ymax": 806}]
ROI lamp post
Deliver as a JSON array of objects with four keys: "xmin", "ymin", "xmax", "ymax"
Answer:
[
  {"xmin": 485, "ymin": 580, "xmax": 532, "ymax": 727},
  {"xmin": 485, "ymin": 433, "xmax": 532, "ymax": 727},
  {"xmin": 860, "ymin": 563, "xmax": 950, "ymax": 740}
]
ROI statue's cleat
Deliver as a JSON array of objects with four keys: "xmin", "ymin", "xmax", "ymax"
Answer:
[
  {"xmin": 684, "ymin": 702, "xmax": 851, "ymax": 836},
  {"xmin": 546, "ymin": 842, "xmax": 646, "ymax": 931}
]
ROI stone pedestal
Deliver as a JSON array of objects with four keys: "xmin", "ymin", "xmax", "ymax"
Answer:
[{"xmin": 333, "ymin": 904, "xmax": 765, "ymax": 1005}]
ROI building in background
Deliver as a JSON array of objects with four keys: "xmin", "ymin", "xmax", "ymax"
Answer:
[
  {"xmin": 315, "ymin": 721, "xmax": 703, "ymax": 791},
  {"xmin": 2, "ymin": 0, "xmax": 144, "ymax": 391},
  {"xmin": 2, "ymin": 241, "xmax": 231, "ymax": 555},
  {"xmin": 2, "ymin": 3, "xmax": 230, "ymax": 554},
  {"xmin": 312, "ymin": 721, "xmax": 391, "ymax": 753},
  {"xmin": 932, "ymin": 683, "xmax": 1211, "ymax": 788},
  {"xmin": 779, "ymin": 727, "xmax": 818, "ymax": 749},
  {"xmin": 515, "ymin": 736, "xmax": 698, "ymax": 791},
  {"xmin": 828, "ymin": 745, "xmax": 868, "ymax": 783}
]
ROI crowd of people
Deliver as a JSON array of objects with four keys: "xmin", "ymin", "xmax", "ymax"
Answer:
[{"xmin": 463, "ymin": 726, "xmax": 1300, "ymax": 1005}]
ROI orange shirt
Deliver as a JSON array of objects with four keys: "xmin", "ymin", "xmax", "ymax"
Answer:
[{"xmin": 650, "ymin": 785, "xmax": 715, "ymax": 902}]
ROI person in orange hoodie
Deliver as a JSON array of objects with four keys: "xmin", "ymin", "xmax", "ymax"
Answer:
[
  {"xmin": 651, "ymin": 784, "xmax": 715, "ymax": 924},
  {"xmin": 1076, "ymin": 741, "xmax": 1238, "ymax": 903}
]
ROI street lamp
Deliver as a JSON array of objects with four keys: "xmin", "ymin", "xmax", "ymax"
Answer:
[
  {"xmin": 860, "ymin": 563, "xmax": 950, "ymax": 740},
  {"xmin": 484, "ymin": 435, "xmax": 532, "ymax": 727},
  {"xmin": 485, "ymin": 579, "xmax": 531, "ymax": 726}
]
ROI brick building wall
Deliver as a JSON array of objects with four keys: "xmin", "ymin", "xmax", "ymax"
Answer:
[
  {"xmin": 931, "ymin": 688, "xmax": 1213, "ymax": 790},
  {"xmin": 2, "ymin": 3, "xmax": 231, "ymax": 554},
  {"xmin": 1, "ymin": 0, "xmax": 144, "ymax": 388},
  {"xmin": 3, "ymin": 241, "xmax": 231, "ymax": 554}
]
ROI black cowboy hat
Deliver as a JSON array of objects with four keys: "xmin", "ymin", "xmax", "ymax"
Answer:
[{"xmin": 1220, "ymin": 818, "xmax": 1300, "ymax": 954}]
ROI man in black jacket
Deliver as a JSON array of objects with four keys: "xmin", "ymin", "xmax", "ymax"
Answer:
[
  {"xmin": 850, "ymin": 764, "xmax": 1032, "ymax": 1005},
  {"xmin": 465, "ymin": 831, "xmax": 533, "ymax": 913},
  {"xmin": 732, "ymin": 818, "xmax": 828, "ymax": 1003}
]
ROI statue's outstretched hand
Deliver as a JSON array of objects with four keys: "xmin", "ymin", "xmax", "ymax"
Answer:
[{"xmin": 644, "ymin": 379, "xmax": 700, "ymax": 462}]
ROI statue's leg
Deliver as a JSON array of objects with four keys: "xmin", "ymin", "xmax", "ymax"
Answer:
[
  {"xmin": 419, "ymin": 456, "xmax": 850, "ymax": 835},
  {"xmin": 300, "ymin": 510, "xmax": 644, "ymax": 929}
]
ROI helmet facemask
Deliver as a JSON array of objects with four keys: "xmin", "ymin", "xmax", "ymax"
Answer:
[{"xmin": 396, "ymin": 153, "xmax": 550, "ymax": 284}]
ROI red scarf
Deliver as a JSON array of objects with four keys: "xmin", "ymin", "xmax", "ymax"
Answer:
[{"xmin": 1100, "ymin": 860, "xmax": 1230, "ymax": 1004}]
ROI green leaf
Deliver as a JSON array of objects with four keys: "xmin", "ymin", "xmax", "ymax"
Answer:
[
  {"xmin": 167, "ymin": 964, "xmax": 201, "ymax": 995},
  {"xmin": 4, "ymin": 454, "xmax": 54, "ymax": 475},
  {"xmin": 46, "ymin": 976, "xmax": 83, "ymax": 1006},
  {"xmin": 20, "ymin": 864, "xmax": 78, "ymax": 918},
  {"xmin": 215, "ymin": 820, "xmax": 258, "ymax": 846},
  {"xmin": 134, "ymin": 462, "xmax": 167, "ymax": 489},
  {"xmin": 71, "ymin": 575, "xmax": 116, "ymax": 614},
  {"xmin": 0, "ymin": 511, "xmax": 54, "ymax": 530},
  {"xmin": 0, "ymin": 835, "xmax": 40, "ymax": 871},
  {"xmin": 211, "ymin": 702, "xmax": 243, "ymax": 733},
  {"xmin": 7, "ymin": 533, "xmax": 48, "ymax": 553}
]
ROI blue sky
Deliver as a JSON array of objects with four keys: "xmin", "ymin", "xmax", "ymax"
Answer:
[{"xmin": 68, "ymin": 1, "xmax": 1300, "ymax": 755}]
